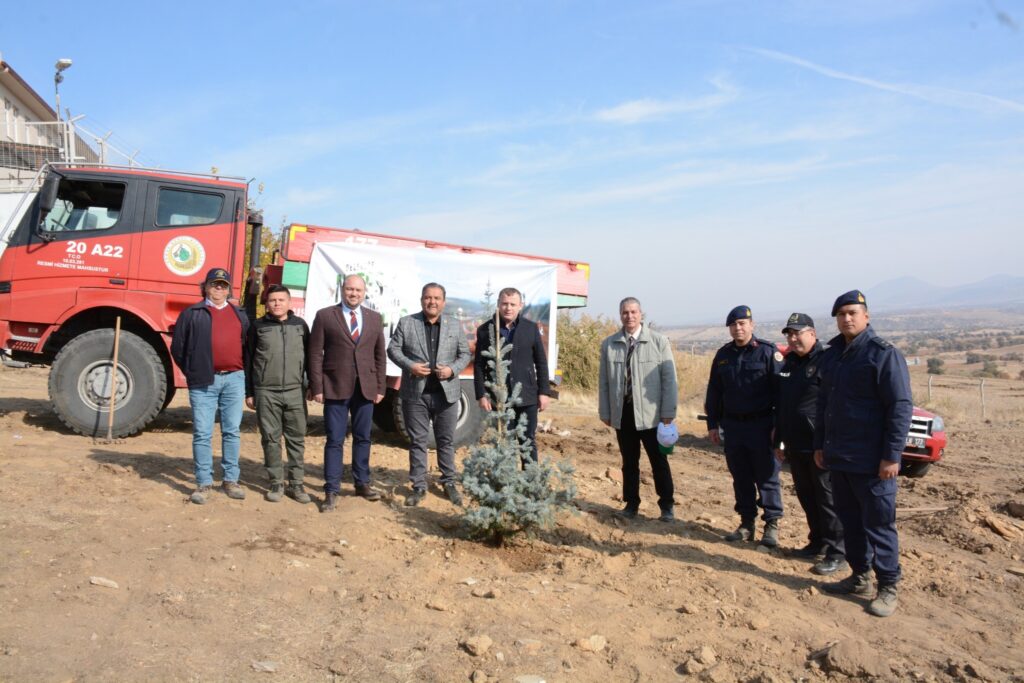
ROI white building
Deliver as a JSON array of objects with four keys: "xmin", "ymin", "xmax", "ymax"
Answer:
[{"xmin": 1, "ymin": 54, "xmax": 97, "ymax": 190}]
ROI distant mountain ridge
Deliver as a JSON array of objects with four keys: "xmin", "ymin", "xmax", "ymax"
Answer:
[{"xmin": 866, "ymin": 275, "xmax": 1024, "ymax": 311}]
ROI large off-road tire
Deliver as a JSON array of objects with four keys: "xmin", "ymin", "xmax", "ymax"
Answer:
[
  {"xmin": 899, "ymin": 461, "xmax": 932, "ymax": 479},
  {"xmin": 392, "ymin": 380, "xmax": 483, "ymax": 449},
  {"xmin": 49, "ymin": 329, "xmax": 167, "ymax": 438},
  {"xmin": 372, "ymin": 388, "xmax": 399, "ymax": 432}
]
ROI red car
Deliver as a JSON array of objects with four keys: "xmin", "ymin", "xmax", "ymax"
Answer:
[{"xmin": 900, "ymin": 406, "xmax": 946, "ymax": 478}]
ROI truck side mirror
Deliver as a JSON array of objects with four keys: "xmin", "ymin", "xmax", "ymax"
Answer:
[{"xmin": 39, "ymin": 175, "xmax": 60, "ymax": 213}]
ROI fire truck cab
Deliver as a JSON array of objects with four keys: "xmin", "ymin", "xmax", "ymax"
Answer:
[{"xmin": 0, "ymin": 163, "xmax": 260, "ymax": 437}]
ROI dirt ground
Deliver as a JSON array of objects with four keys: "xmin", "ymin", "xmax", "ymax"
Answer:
[{"xmin": 1, "ymin": 364, "xmax": 1023, "ymax": 682}]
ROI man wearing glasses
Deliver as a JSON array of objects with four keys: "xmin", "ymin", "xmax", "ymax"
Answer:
[
  {"xmin": 774, "ymin": 313, "xmax": 846, "ymax": 575},
  {"xmin": 172, "ymin": 268, "xmax": 250, "ymax": 505}
]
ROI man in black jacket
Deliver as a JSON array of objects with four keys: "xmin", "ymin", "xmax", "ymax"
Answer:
[
  {"xmin": 245, "ymin": 284, "xmax": 311, "ymax": 504},
  {"xmin": 774, "ymin": 313, "xmax": 845, "ymax": 574},
  {"xmin": 473, "ymin": 287, "xmax": 551, "ymax": 465},
  {"xmin": 171, "ymin": 268, "xmax": 250, "ymax": 505}
]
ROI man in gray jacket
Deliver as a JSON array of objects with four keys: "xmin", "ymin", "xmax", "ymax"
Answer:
[
  {"xmin": 388, "ymin": 283, "xmax": 472, "ymax": 507},
  {"xmin": 599, "ymin": 297, "xmax": 678, "ymax": 522}
]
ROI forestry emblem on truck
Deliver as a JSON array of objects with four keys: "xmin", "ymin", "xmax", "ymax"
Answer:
[{"xmin": 163, "ymin": 236, "xmax": 206, "ymax": 276}]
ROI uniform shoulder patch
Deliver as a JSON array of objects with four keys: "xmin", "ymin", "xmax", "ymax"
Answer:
[
  {"xmin": 871, "ymin": 336, "xmax": 893, "ymax": 350},
  {"xmin": 773, "ymin": 351, "xmax": 784, "ymax": 362}
]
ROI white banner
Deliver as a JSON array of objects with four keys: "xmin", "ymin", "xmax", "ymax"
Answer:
[{"xmin": 305, "ymin": 241, "xmax": 559, "ymax": 379}]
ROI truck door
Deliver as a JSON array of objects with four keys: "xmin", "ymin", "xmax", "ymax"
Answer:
[
  {"xmin": 134, "ymin": 181, "xmax": 241, "ymax": 326},
  {"xmin": 9, "ymin": 174, "xmax": 139, "ymax": 326}
]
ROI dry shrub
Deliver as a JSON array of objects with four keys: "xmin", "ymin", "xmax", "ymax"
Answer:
[
  {"xmin": 674, "ymin": 350, "xmax": 711, "ymax": 419},
  {"xmin": 912, "ymin": 374, "xmax": 1024, "ymax": 422},
  {"xmin": 556, "ymin": 313, "xmax": 617, "ymax": 391},
  {"xmin": 555, "ymin": 313, "xmax": 713, "ymax": 422}
]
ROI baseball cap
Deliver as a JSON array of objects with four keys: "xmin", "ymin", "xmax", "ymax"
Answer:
[
  {"xmin": 782, "ymin": 312, "xmax": 815, "ymax": 333},
  {"xmin": 656, "ymin": 422, "xmax": 678, "ymax": 455},
  {"xmin": 203, "ymin": 268, "xmax": 231, "ymax": 285}
]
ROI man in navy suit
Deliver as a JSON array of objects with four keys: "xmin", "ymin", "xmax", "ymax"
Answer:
[
  {"xmin": 308, "ymin": 274, "xmax": 387, "ymax": 512},
  {"xmin": 473, "ymin": 287, "xmax": 552, "ymax": 465}
]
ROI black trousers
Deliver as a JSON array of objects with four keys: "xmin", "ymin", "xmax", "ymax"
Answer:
[
  {"xmin": 512, "ymin": 403, "xmax": 539, "ymax": 465},
  {"xmin": 616, "ymin": 399, "xmax": 674, "ymax": 511},
  {"xmin": 787, "ymin": 450, "xmax": 844, "ymax": 558}
]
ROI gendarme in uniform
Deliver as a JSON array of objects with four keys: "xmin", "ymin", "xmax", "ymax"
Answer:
[
  {"xmin": 705, "ymin": 305, "xmax": 784, "ymax": 545},
  {"xmin": 815, "ymin": 289, "xmax": 912, "ymax": 618}
]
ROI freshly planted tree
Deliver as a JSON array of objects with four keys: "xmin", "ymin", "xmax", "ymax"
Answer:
[{"xmin": 461, "ymin": 313, "xmax": 576, "ymax": 546}]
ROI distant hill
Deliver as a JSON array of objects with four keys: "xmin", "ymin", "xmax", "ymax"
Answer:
[{"xmin": 867, "ymin": 275, "xmax": 1024, "ymax": 311}]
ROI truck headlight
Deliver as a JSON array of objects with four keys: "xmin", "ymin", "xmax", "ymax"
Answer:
[{"xmin": 931, "ymin": 416, "xmax": 944, "ymax": 433}]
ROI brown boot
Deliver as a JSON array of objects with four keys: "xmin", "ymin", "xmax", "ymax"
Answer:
[{"xmin": 354, "ymin": 484, "xmax": 381, "ymax": 501}]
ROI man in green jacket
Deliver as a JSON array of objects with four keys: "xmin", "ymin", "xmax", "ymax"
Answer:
[
  {"xmin": 245, "ymin": 284, "xmax": 311, "ymax": 503},
  {"xmin": 599, "ymin": 297, "xmax": 678, "ymax": 522}
]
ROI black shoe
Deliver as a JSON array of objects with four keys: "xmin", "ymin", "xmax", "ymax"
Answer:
[
  {"xmin": 615, "ymin": 505, "xmax": 639, "ymax": 520},
  {"xmin": 444, "ymin": 483, "xmax": 463, "ymax": 507},
  {"xmin": 658, "ymin": 508, "xmax": 675, "ymax": 523},
  {"xmin": 354, "ymin": 484, "xmax": 381, "ymax": 501},
  {"xmin": 725, "ymin": 520, "xmax": 755, "ymax": 542},
  {"xmin": 812, "ymin": 555, "xmax": 849, "ymax": 576},
  {"xmin": 790, "ymin": 542, "xmax": 825, "ymax": 559},
  {"xmin": 759, "ymin": 519, "xmax": 780, "ymax": 548},
  {"xmin": 321, "ymin": 492, "xmax": 339, "ymax": 513},
  {"xmin": 822, "ymin": 571, "xmax": 873, "ymax": 596},
  {"xmin": 405, "ymin": 488, "xmax": 426, "ymax": 507}
]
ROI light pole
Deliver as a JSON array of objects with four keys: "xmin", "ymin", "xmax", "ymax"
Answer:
[{"xmin": 54, "ymin": 59, "xmax": 72, "ymax": 160}]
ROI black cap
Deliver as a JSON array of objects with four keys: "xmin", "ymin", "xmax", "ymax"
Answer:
[
  {"xmin": 726, "ymin": 305, "xmax": 752, "ymax": 326},
  {"xmin": 782, "ymin": 312, "xmax": 815, "ymax": 333},
  {"xmin": 203, "ymin": 267, "xmax": 231, "ymax": 285},
  {"xmin": 831, "ymin": 289, "xmax": 867, "ymax": 316}
]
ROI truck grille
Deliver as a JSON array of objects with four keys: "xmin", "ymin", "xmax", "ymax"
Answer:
[{"xmin": 909, "ymin": 415, "xmax": 932, "ymax": 438}]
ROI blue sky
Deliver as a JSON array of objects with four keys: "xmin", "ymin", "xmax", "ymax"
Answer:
[{"xmin": 4, "ymin": 1, "xmax": 1023, "ymax": 324}]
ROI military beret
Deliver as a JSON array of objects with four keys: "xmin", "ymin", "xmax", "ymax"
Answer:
[
  {"xmin": 831, "ymin": 289, "xmax": 867, "ymax": 316},
  {"xmin": 782, "ymin": 312, "xmax": 815, "ymax": 333},
  {"xmin": 726, "ymin": 305, "xmax": 752, "ymax": 326}
]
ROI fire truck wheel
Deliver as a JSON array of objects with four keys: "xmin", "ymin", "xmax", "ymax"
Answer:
[
  {"xmin": 392, "ymin": 381, "xmax": 484, "ymax": 449},
  {"xmin": 372, "ymin": 389, "xmax": 398, "ymax": 432},
  {"xmin": 49, "ymin": 329, "xmax": 167, "ymax": 438},
  {"xmin": 899, "ymin": 461, "xmax": 932, "ymax": 478}
]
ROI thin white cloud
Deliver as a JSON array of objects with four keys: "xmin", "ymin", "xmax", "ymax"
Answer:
[
  {"xmin": 558, "ymin": 154, "xmax": 888, "ymax": 207},
  {"xmin": 594, "ymin": 77, "xmax": 738, "ymax": 124},
  {"xmin": 746, "ymin": 47, "xmax": 1024, "ymax": 114},
  {"xmin": 281, "ymin": 186, "xmax": 337, "ymax": 206}
]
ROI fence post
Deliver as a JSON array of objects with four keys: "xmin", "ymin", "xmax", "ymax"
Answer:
[
  {"xmin": 980, "ymin": 379, "xmax": 986, "ymax": 419},
  {"xmin": 928, "ymin": 375, "xmax": 933, "ymax": 403}
]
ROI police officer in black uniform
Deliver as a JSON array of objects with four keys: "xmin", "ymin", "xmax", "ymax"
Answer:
[
  {"xmin": 774, "ymin": 313, "xmax": 846, "ymax": 574},
  {"xmin": 815, "ymin": 290, "xmax": 912, "ymax": 618},
  {"xmin": 705, "ymin": 306, "xmax": 784, "ymax": 546}
]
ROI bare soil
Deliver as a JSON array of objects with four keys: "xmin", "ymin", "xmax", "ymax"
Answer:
[{"xmin": 1, "ymin": 364, "xmax": 1023, "ymax": 682}]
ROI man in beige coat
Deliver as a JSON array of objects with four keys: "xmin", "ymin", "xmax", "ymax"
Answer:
[{"xmin": 599, "ymin": 297, "xmax": 678, "ymax": 521}]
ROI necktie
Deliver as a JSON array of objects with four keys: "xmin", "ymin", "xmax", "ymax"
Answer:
[
  {"xmin": 624, "ymin": 336, "xmax": 636, "ymax": 400},
  {"xmin": 350, "ymin": 310, "xmax": 359, "ymax": 342}
]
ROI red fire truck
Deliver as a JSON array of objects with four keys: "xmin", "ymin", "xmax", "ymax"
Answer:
[{"xmin": 0, "ymin": 163, "xmax": 590, "ymax": 444}]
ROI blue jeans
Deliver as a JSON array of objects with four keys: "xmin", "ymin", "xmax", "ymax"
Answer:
[{"xmin": 188, "ymin": 371, "xmax": 244, "ymax": 486}]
